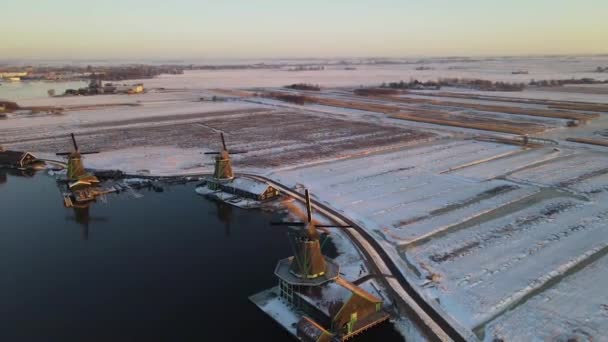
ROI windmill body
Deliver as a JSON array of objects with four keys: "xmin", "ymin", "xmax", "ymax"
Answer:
[
  {"xmin": 206, "ymin": 133, "xmax": 238, "ymax": 182},
  {"xmin": 274, "ymin": 189, "xmax": 340, "ymax": 286},
  {"xmin": 197, "ymin": 133, "xmax": 280, "ymax": 208},
  {"xmin": 57, "ymin": 134, "xmax": 100, "ymax": 190},
  {"xmin": 66, "ymin": 152, "xmax": 100, "ymax": 190},
  {"xmin": 213, "ymin": 149, "xmax": 234, "ymax": 181},
  {"xmin": 257, "ymin": 189, "xmax": 389, "ymax": 341},
  {"xmin": 56, "ymin": 133, "xmax": 108, "ymax": 206}
]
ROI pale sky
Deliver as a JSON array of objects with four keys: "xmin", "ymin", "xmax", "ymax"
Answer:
[{"xmin": 1, "ymin": 0, "xmax": 607, "ymax": 59}]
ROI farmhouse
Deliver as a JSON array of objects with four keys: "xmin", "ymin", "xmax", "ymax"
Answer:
[
  {"xmin": 279, "ymin": 275, "xmax": 388, "ymax": 341},
  {"xmin": 103, "ymin": 83, "xmax": 144, "ymax": 94},
  {"xmin": 0, "ymin": 150, "xmax": 45, "ymax": 169}
]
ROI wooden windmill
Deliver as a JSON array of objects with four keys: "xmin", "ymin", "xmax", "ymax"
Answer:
[
  {"xmin": 204, "ymin": 133, "xmax": 246, "ymax": 181},
  {"xmin": 272, "ymin": 189, "xmax": 351, "ymax": 280},
  {"xmin": 56, "ymin": 133, "xmax": 100, "ymax": 189}
]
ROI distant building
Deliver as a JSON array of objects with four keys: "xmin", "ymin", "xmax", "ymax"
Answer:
[
  {"xmin": 0, "ymin": 72, "xmax": 28, "ymax": 79},
  {"xmin": 101, "ymin": 82, "xmax": 144, "ymax": 94},
  {"xmin": 0, "ymin": 150, "xmax": 45, "ymax": 169},
  {"xmin": 205, "ymin": 177, "xmax": 280, "ymax": 201},
  {"xmin": 128, "ymin": 83, "xmax": 145, "ymax": 94}
]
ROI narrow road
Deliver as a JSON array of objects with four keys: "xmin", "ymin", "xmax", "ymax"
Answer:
[{"xmin": 241, "ymin": 173, "xmax": 472, "ymax": 342}]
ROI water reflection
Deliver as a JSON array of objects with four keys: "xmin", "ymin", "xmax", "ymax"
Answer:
[
  {"xmin": 0, "ymin": 168, "xmax": 36, "ymax": 182},
  {"xmin": 65, "ymin": 203, "xmax": 108, "ymax": 240},
  {"xmin": 0, "ymin": 170, "xmax": 404, "ymax": 341},
  {"xmin": 214, "ymin": 201, "xmax": 232, "ymax": 237}
]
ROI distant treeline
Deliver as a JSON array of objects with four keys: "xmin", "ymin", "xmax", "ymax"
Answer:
[
  {"xmin": 265, "ymin": 92, "xmax": 312, "ymax": 105},
  {"xmin": 380, "ymin": 78, "xmax": 525, "ymax": 91},
  {"xmin": 381, "ymin": 80, "xmax": 441, "ymax": 90},
  {"xmin": 529, "ymin": 78, "xmax": 608, "ymax": 87},
  {"xmin": 595, "ymin": 67, "xmax": 608, "ymax": 73},
  {"xmin": 284, "ymin": 83, "xmax": 321, "ymax": 91},
  {"xmin": 286, "ymin": 65, "xmax": 325, "ymax": 72},
  {"xmin": 0, "ymin": 101, "xmax": 19, "ymax": 112},
  {"xmin": 0, "ymin": 65, "xmax": 184, "ymax": 82},
  {"xmin": 88, "ymin": 65, "xmax": 183, "ymax": 81},
  {"xmin": 439, "ymin": 78, "xmax": 526, "ymax": 91}
]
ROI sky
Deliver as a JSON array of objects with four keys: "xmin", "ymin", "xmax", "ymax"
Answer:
[{"xmin": 1, "ymin": 0, "xmax": 607, "ymax": 60}]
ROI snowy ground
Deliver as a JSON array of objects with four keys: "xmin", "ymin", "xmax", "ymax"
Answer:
[
  {"xmin": 270, "ymin": 140, "xmax": 608, "ymax": 341},
  {"xmin": 1, "ymin": 92, "xmax": 435, "ymax": 175},
  {"xmin": 116, "ymin": 55, "xmax": 608, "ymax": 91}
]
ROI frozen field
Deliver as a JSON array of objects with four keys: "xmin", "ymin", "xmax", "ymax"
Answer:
[
  {"xmin": 119, "ymin": 56, "xmax": 608, "ymax": 91},
  {"xmin": 0, "ymin": 91, "xmax": 434, "ymax": 175}
]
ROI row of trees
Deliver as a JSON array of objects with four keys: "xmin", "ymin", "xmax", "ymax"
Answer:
[
  {"xmin": 266, "ymin": 93, "xmax": 312, "ymax": 105},
  {"xmin": 380, "ymin": 78, "xmax": 525, "ymax": 91},
  {"xmin": 380, "ymin": 80, "xmax": 441, "ymax": 90},
  {"xmin": 284, "ymin": 83, "xmax": 321, "ymax": 91},
  {"xmin": 529, "ymin": 78, "xmax": 608, "ymax": 87}
]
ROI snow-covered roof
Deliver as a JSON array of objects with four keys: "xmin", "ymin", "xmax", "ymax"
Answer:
[
  {"xmin": 229, "ymin": 177, "xmax": 272, "ymax": 195},
  {"xmin": 298, "ymin": 280, "xmax": 353, "ymax": 317},
  {"xmin": 297, "ymin": 277, "xmax": 382, "ymax": 318}
]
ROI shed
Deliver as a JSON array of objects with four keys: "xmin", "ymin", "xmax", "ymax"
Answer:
[{"xmin": 208, "ymin": 177, "xmax": 280, "ymax": 201}]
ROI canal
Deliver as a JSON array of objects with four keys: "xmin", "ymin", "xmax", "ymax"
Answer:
[{"xmin": 0, "ymin": 169, "xmax": 403, "ymax": 341}]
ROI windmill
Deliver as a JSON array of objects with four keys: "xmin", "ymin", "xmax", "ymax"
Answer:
[
  {"xmin": 204, "ymin": 133, "xmax": 247, "ymax": 181},
  {"xmin": 56, "ymin": 133, "xmax": 100, "ymax": 189},
  {"xmin": 272, "ymin": 189, "xmax": 351, "ymax": 280}
]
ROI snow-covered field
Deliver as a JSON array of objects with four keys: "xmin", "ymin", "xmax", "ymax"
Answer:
[
  {"xmin": 270, "ymin": 140, "xmax": 608, "ymax": 341},
  {"xmin": 1, "ymin": 91, "xmax": 434, "ymax": 175},
  {"xmin": 118, "ymin": 56, "xmax": 608, "ymax": 91}
]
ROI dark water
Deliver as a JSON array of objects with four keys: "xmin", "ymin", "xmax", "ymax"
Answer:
[{"xmin": 0, "ymin": 169, "xmax": 403, "ymax": 341}]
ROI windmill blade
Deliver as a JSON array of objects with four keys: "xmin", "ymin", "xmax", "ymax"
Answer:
[
  {"xmin": 70, "ymin": 133, "xmax": 79, "ymax": 151},
  {"xmin": 270, "ymin": 221, "xmax": 306, "ymax": 226},
  {"xmin": 56, "ymin": 152, "xmax": 71, "ymax": 156},
  {"xmin": 204, "ymin": 152, "xmax": 221, "ymax": 155},
  {"xmin": 314, "ymin": 224, "xmax": 352, "ymax": 228},
  {"xmin": 228, "ymin": 151, "xmax": 248, "ymax": 154},
  {"xmin": 282, "ymin": 197, "xmax": 311, "ymax": 223},
  {"xmin": 220, "ymin": 132, "xmax": 228, "ymax": 151},
  {"xmin": 79, "ymin": 151, "xmax": 100, "ymax": 155},
  {"xmin": 304, "ymin": 189, "xmax": 312, "ymax": 223}
]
